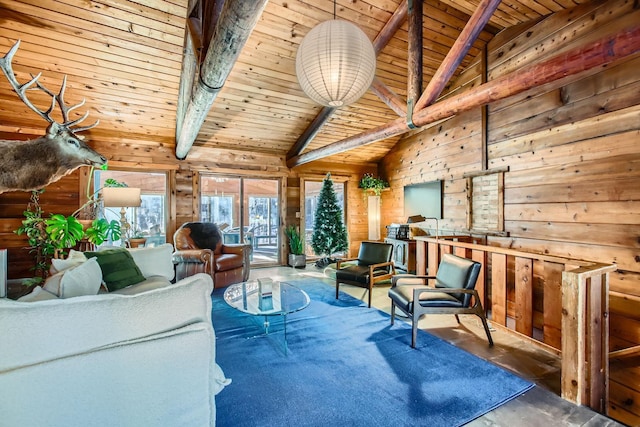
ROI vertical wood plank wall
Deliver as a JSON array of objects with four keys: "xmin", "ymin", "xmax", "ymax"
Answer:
[{"xmin": 380, "ymin": 2, "xmax": 640, "ymax": 424}]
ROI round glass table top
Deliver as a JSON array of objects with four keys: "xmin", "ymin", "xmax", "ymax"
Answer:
[{"xmin": 223, "ymin": 280, "xmax": 310, "ymax": 317}]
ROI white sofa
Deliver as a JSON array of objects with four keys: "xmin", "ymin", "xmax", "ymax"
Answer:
[{"xmin": 0, "ymin": 245, "xmax": 230, "ymax": 427}]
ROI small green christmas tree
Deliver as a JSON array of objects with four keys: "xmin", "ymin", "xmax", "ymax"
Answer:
[{"xmin": 311, "ymin": 173, "xmax": 348, "ymax": 266}]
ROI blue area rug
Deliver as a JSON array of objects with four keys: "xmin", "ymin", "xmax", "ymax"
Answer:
[{"xmin": 212, "ymin": 278, "xmax": 533, "ymax": 427}]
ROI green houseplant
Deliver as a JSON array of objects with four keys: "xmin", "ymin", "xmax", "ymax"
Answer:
[
  {"xmin": 358, "ymin": 173, "xmax": 389, "ymax": 196},
  {"xmin": 285, "ymin": 225, "xmax": 306, "ymax": 268},
  {"xmin": 15, "ymin": 170, "xmax": 124, "ymax": 280}
]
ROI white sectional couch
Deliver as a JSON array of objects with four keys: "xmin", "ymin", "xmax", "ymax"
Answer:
[{"xmin": 0, "ymin": 244, "xmax": 230, "ymax": 427}]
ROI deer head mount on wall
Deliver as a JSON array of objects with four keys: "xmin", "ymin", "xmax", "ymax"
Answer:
[{"xmin": 0, "ymin": 40, "xmax": 107, "ymax": 194}]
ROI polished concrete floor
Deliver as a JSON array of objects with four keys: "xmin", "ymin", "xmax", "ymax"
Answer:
[{"xmin": 248, "ymin": 265, "xmax": 623, "ymax": 427}]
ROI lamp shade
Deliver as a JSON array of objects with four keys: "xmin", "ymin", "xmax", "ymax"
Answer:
[
  {"xmin": 295, "ymin": 20, "xmax": 376, "ymax": 107},
  {"xmin": 102, "ymin": 187, "xmax": 141, "ymax": 208}
]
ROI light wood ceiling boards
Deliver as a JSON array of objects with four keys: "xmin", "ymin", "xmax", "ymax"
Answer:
[{"xmin": 0, "ymin": 0, "xmax": 596, "ymax": 168}]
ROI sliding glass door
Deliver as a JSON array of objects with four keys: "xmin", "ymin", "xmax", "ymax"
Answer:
[{"xmin": 201, "ymin": 175, "xmax": 280, "ymax": 266}]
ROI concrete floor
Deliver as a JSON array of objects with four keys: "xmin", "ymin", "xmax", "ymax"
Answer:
[{"xmin": 248, "ymin": 265, "xmax": 623, "ymax": 427}]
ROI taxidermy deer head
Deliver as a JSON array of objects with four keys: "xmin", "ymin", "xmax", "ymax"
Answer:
[{"xmin": 0, "ymin": 40, "xmax": 107, "ymax": 194}]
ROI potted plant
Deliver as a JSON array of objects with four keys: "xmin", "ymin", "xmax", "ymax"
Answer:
[
  {"xmin": 15, "ymin": 171, "xmax": 124, "ymax": 280},
  {"xmin": 358, "ymin": 173, "xmax": 389, "ymax": 196},
  {"xmin": 127, "ymin": 230, "xmax": 147, "ymax": 248},
  {"xmin": 47, "ymin": 174, "xmax": 124, "ymax": 247},
  {"xmin": 285, "ymin": 225, "xmax": 306, "ymax": 268}
]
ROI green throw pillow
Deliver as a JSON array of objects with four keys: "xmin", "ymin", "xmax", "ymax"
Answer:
[{"xmin": 85, "ymin": 248, "xmax": 145, "ymax": 292}]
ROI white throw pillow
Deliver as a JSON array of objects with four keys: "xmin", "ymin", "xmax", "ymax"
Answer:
[
  {"xmin": 50, "ymin": 249, "xmax": 88, "ymax": 274},
  {"xmin": 43, "ymin": 257, "xmax": 102, "ymax": 298},
  {"xmin": 126, "ymin": 243, "xmax": 175, "ymax": 280},
  {"xmin": 17, "ymin": 286, "xmax": 59, "ymax": 302}
]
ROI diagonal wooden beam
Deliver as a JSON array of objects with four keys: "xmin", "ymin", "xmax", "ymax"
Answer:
[
  {"xmin": 286, "ymin": 25, "xmax": 640, "ymax": 167},
  {"xmin": 372, "ymin": 0, "xmax": 409, "ymax": 55},
  {"xmin": 415, "ymin": 0, "xmax": 503, "ymax": 110},
  {"xmin": 369, "ymin": 77, "xmax": 407, "ymax": 117},
  {"xmin": 176, "ymin": 0, "xmax": 268, "ymax": 160},
  {"xmin": 286, "ymin": 1, "xmax": 409, "ymax": 160},
  {"xmin": 285, "ymin": 106, "xmax": 336, "ymax": 159}
]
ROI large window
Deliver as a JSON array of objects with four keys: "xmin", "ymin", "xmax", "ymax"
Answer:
[
  {"xmin": 201, "ymin": 175, "xmax": 280, "ymax": 266},
  {"xmin": 201, "ymin": 195, "xmax": 234, "ymax": 225},
  {"xmin": 94, "ymin": 170, "xmax": 167, "ymax": 247}
]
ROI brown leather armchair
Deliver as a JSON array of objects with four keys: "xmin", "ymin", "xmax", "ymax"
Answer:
[{"xmin": 172, "ymin": 222, "xmax": 251, "ymax": 289}]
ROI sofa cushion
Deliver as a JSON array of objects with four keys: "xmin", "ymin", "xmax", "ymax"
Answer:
[
  {"xmin": 85, "ymin": 248, "xmax": 145, "ymax": 291},
  {"xmin": 17, "ymin": 286, "xmax": 59, "ymax": 302},
  {"xmin": 43, "ymin": 257, "xmax": 103, "ymax": 298},
  {"xmin": 110, "ymin": 276, "xmax": 172, "ymax": 295},
  {"xmin": 50, "ymin": 249, "xmax": 88, "ymax": 275},
  {"xmin": 215, "ymin": 253, "xmax": 243, "ymax": 272},
  {"xmin": 126, "ymin": 243, "xmax": 175, "ymax": 281}
]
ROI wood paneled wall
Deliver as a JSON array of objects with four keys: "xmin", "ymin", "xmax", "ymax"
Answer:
[
  {"xmin": 381, "ymin": 2, "xmax": 640, "ymax": 424},
  {"xmin": 0, "ymin": 141, "xmax": 371, "ymax": 280}
]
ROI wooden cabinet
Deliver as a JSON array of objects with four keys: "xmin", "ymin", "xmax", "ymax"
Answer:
[{"xmin": 384, "ymin": 238, "xmax": 416, "ymax": 274}]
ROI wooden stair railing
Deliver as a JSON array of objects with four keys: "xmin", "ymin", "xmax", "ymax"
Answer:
[{"xmin": 413, "ymin": 236, "xmax": 617, "ymax": 414}]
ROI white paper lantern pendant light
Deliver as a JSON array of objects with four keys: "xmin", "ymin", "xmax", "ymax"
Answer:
[{"xmin": 295, "ymin": 3, "xmax": 376, "ymax": 107}]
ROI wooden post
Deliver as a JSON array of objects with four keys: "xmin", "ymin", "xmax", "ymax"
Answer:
[
  {"xmin": 543, "ymin": 261, "xmax": 563, "ymax": 349},
  {"xmin": 491, "ymin": 253, "xmax": 507, "ymax": 326},
  {"xmin": 416, "ymin": 239, "xmax": 426, "ymax": 275},
  {"xmin": 407, "ymin": 0, "xmax": 423, "ymax": 108},
  {"xmin": 515, "ymin": 257, "xmax": 533, "ymax": 336},
  {"xmin": 561, "ymin": 265, "xmax": 615, "ymax": 413},
  {"xmin": 472, "ymin": 249, "xmax": 486, "ymax": 308}
]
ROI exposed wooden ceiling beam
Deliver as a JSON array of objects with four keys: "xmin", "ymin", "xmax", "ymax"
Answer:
[
  {"xmin": 407, "ymin": 0, "xmax": 423, "ymax": 108},
  {"xmin": 175, "ymin": 0, "xmax": 268, "ymax": 160},
  {"xmin": 416, "ymin": 0, "xmax": 503, "ymax": 110},
  {"xmin": 370, "ymin": 76, "xmax": 407, "ymax": 117},
  {"xmin": 289, "ymin": 0, "xmax": 501, "ymax": 167},
  {"xmin": 286, "ymin": 0, "xmax": 409, "ymax": 161},
  {"xmin": 287, "ymin": 25, "xmax": 640, "ymax": 167}
]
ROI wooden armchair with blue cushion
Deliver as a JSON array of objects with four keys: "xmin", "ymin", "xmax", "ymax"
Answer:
[
  {"xmin": 388, "ymin": 253, "xmax": 493, "ymax": 348},
  {"xmin": 335, "ymin": 241, "xmax": 395, "ymax": 308}
]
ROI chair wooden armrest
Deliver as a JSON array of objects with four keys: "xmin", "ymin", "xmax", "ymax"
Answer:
[{"xmin": 369, "ymin": 261, "xmax": 396, "ymax": 281}]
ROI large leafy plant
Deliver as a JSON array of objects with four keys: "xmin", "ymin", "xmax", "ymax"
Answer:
[
  {"xmin": 285, "ymin": 225, "xmax": 304, "ymax": 255},
  {"xmin": 15, "ymin": 169, "xmax": 124, "ymax": 278}
]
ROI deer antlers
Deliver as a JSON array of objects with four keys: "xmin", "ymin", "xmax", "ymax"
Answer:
[{"xmin": 0, "ymin": 39, "xmax": 99, "ymax": 133}]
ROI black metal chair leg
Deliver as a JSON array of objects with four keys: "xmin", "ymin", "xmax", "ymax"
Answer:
[{"xmin": 390, "ymin": 303, "xmax": 395, "ymax": 325}]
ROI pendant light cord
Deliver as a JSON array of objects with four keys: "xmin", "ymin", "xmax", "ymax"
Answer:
[{"xmin": 333, "ymin": 0, "xmax": 336, "ymax": 19}]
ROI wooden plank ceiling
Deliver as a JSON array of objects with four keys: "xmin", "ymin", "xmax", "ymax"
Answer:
[{"xmin": 0, "ymin": 0, "xmax": 591, "ymax": 167}]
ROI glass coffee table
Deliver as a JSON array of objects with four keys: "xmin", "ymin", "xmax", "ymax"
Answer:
[{"xmin": 223, "ymin": 280, "xmax": 310, "ymax": 353}]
